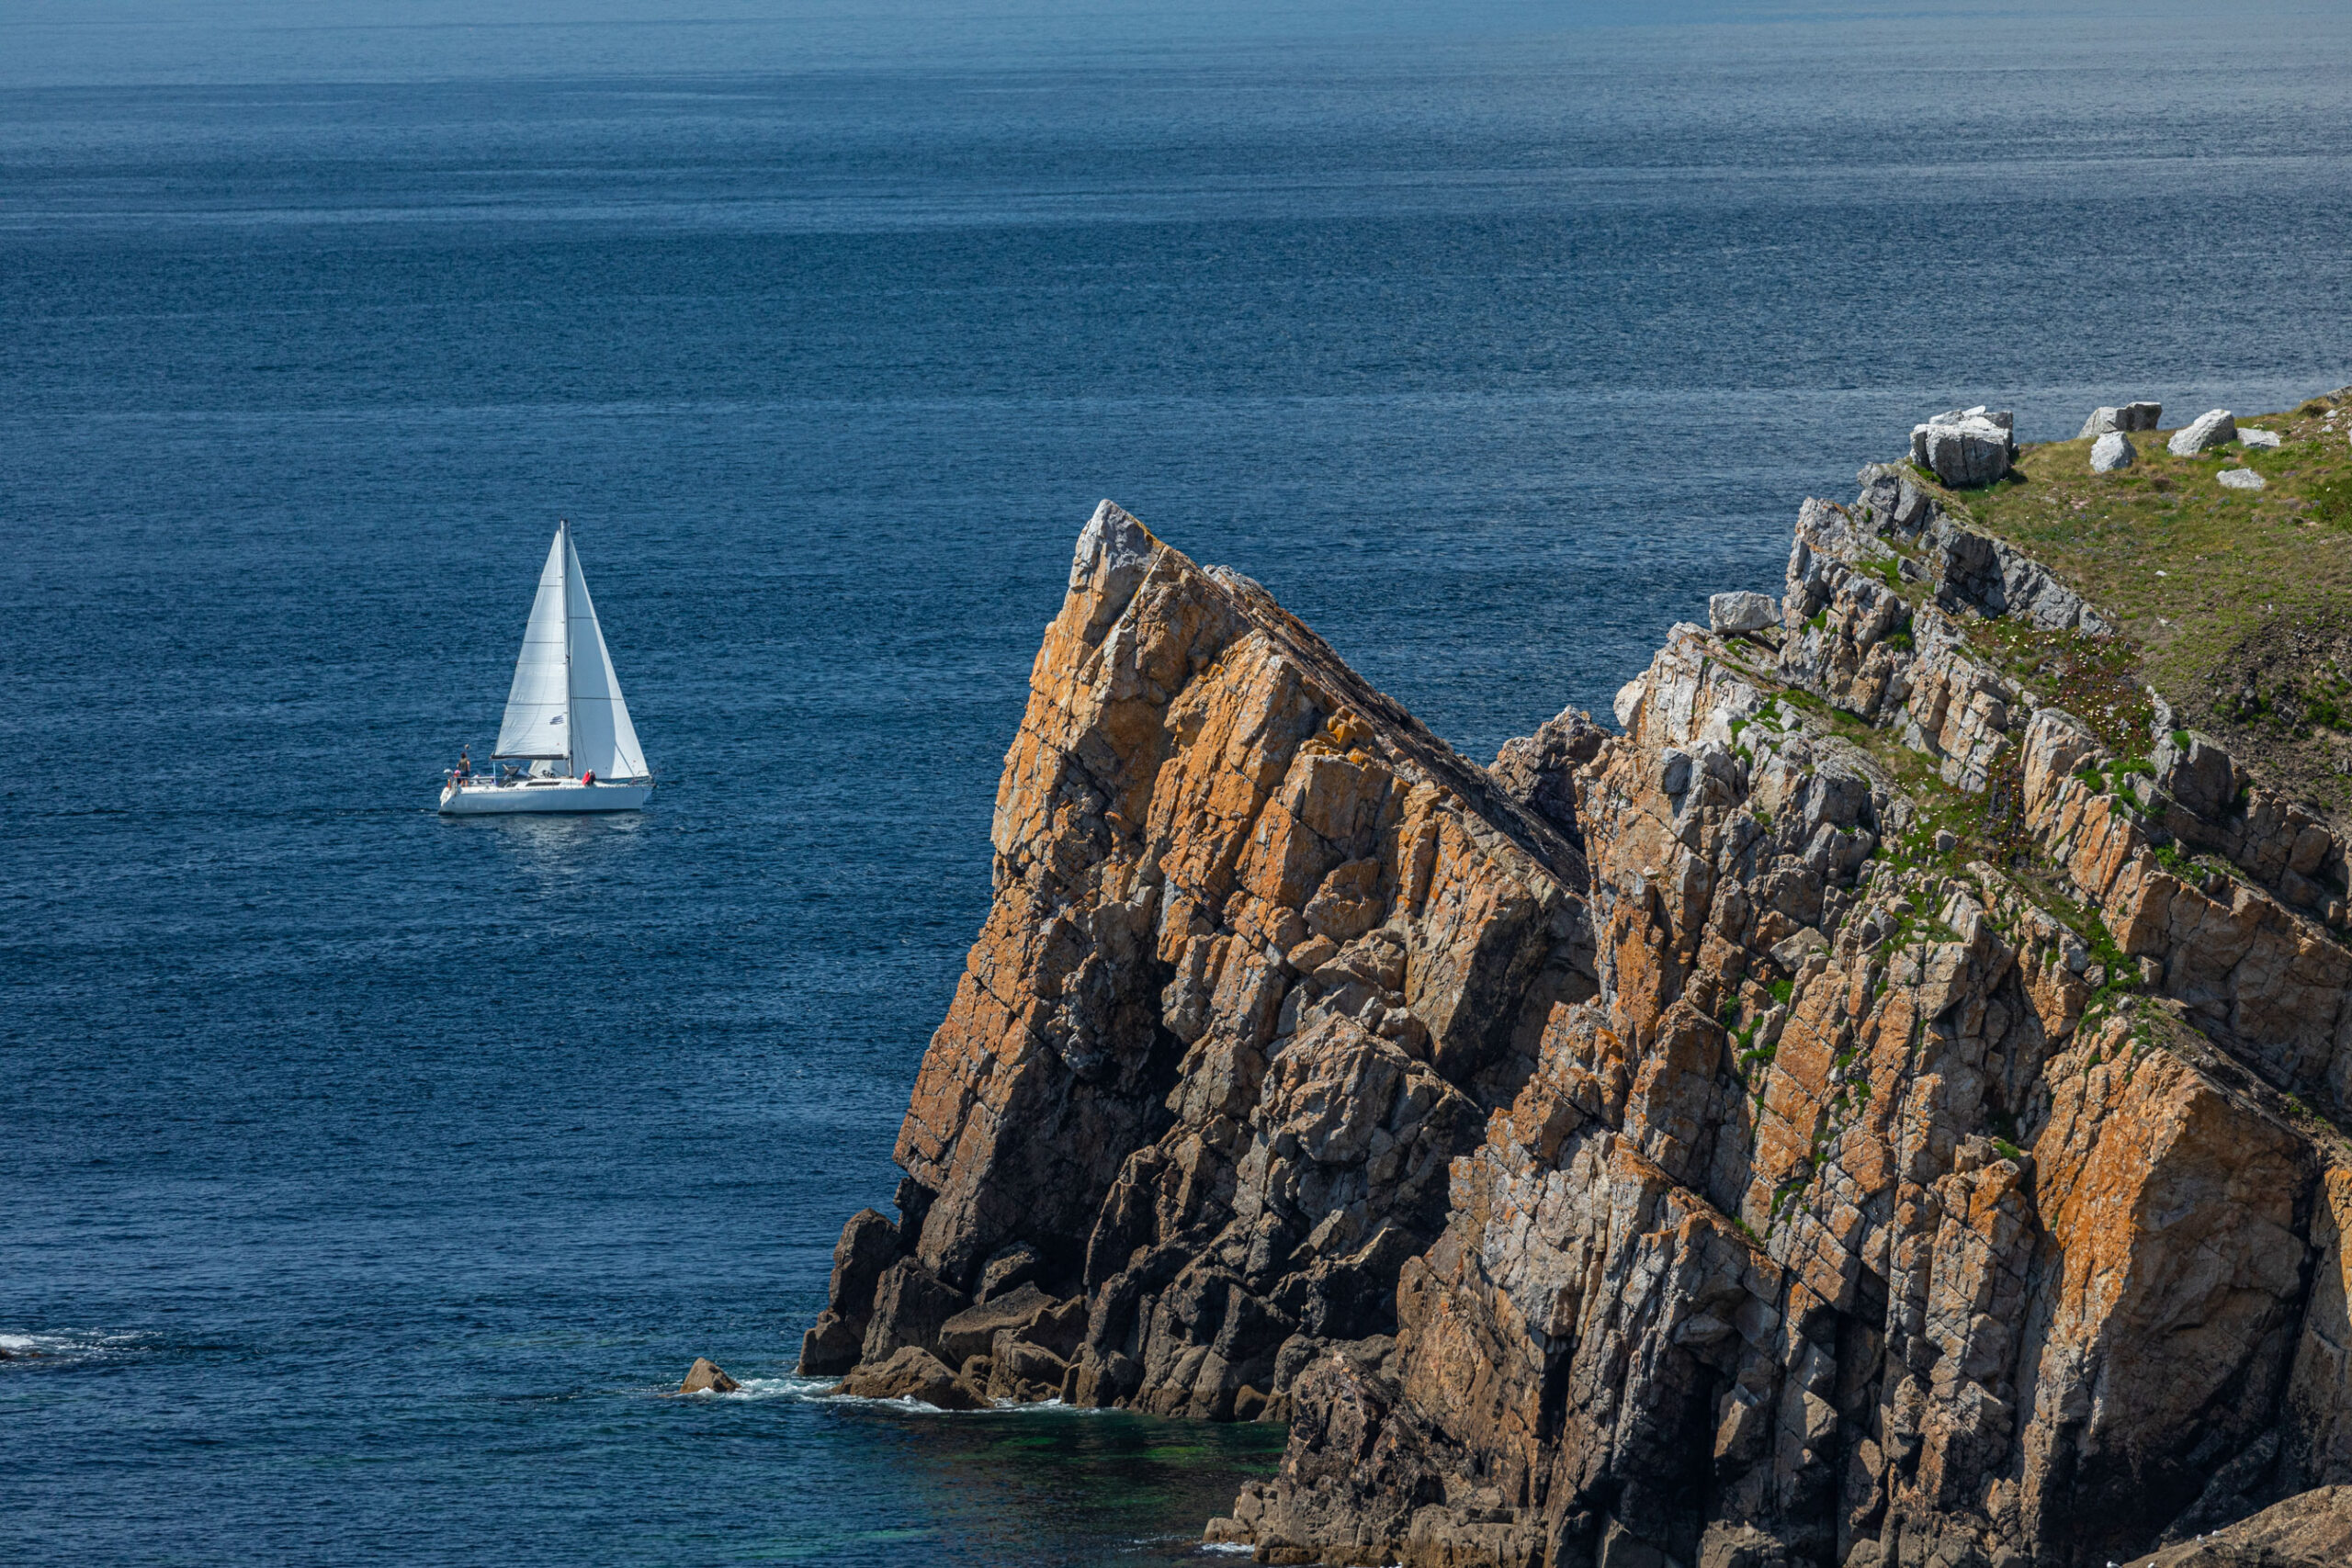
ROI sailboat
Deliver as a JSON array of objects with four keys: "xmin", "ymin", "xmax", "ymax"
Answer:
[{"xmin": 439, "ymin": 522, "xmax": 653, "ymax": 815}]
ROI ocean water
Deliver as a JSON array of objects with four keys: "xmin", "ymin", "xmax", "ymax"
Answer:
[{"xmin": 5, "ymin": 3, "xmax": 2350, "ymax": 1562}]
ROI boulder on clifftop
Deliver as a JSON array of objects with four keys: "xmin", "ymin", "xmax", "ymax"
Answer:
[
  {"xmin": 2092, "ymin": 430, "xmax": 2137, "ymax": 471},
  {"xmin": 2170, "ymin": 407, "xmax": 2239, "ymax": 454},
  {"xmin": 1911, "ymin": 405, "xmax": 2014, "ymax": 485},
  {"xmin": 2080, "ymin": 400, "xmax": 2162, "ymax": 437}
]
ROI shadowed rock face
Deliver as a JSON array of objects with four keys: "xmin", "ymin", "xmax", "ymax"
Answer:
[{"xmin": 805, "ymin": 491, "xmax": 2352, "ymax": 1568}]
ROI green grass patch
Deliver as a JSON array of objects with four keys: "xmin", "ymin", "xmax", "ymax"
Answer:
[{"xmin": 1907, "ymin": 398, "xmax": 2352, "ymax": 825}]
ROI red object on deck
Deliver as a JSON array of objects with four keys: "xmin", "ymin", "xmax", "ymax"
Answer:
[{"xmin": 582, "ymin": 772, "xmax": 595, "ymax": 785}]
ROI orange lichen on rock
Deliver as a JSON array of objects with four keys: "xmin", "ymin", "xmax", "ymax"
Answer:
[{"xmin": 806, "ymin": 480, "xmax": 2352, "ymax": 1567}]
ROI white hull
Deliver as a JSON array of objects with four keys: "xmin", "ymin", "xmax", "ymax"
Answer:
[{"xmin": 439, "ymin": 778, "xmax": 650, "ymax": 816}]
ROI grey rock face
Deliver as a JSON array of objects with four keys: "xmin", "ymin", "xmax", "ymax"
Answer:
[
  {"xmin": 2091, "ymin": 431, "xmax": 2137, "ymax": 472},
  {"xmin": 1613, "ymin": 674, "xmax": 1646, "ymax": 728},
  {"xmin": 2243, "ymin": 427, "xmax": 2283, "ymax": 448},
  {"xmin": 2220, "ymin": 468, "xmax": 2267, "ymax": 491},
  {"xmin": 2169, "ymin": 408, "xmax": 2238, "ymax": 456},
  {"xmin": 1490, "ymin": 706, "xmax": 1605, "ymax": 847},
  {"xmin": 1069, "ymin": 499, "xmax": 1157, "ymax": 640},
  {"xmin": 1708, "ymin": 590, "xmax": 1779, "ymax": 634},
  {"xmin": 2154, "ymin": 728, "xmax": 2239, "ymax": 819}
]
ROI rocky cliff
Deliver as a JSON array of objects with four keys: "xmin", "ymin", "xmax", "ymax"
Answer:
[{"xmin": 800, "ymin": 454, "xmax": 2352, "ymax": 1567}]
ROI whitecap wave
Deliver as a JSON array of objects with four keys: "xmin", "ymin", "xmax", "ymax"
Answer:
[
  {"xmin": 704, "ymin": 1374, "xmax": 839, "ymax": 1402},
  {"xmin": 0, "ymin": 1329, "xmax": 142, "ymax": 1362},
  {"xmin": 702, "ymin": 1375, "xmax": 1098, "ymax": 1416}
]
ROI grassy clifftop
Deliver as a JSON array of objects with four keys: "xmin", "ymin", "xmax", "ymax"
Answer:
[{"xmin": 1911, "ymin": 388, "xmax": 2352, "ymax": 824}]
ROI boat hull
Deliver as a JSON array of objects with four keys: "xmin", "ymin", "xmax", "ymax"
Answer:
[{"xmin": 438, "ymin": 780, "xmax": 650, "ymax": 816}]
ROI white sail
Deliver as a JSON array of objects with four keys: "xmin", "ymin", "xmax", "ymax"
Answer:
[
  {"xmin": 494, "ymin": 530, "xmax": 571, "ymax": 759},
  {"xmin": 562, "ymin": 531, "xmax": 650, "ymax": 782}
]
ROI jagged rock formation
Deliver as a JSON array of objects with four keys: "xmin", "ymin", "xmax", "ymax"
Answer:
[
  {"xmin": 801, "ymin": 499, "xmax": 1596, "ymax": 1423},
  {"xmin": 803, "ymin": 472, "xmax": 2352, "ymax": 1567}
]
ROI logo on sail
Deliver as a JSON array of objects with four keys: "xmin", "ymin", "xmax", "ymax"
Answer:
[{"xmin": 550, "ymin": 715, "xmax": 565, "ymax": 725}]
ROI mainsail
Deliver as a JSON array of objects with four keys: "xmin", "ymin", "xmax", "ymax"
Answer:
[
  {"xmin": 494, "ymin": 530, "xmax": 571, "ymax": 759},
  {"xmin": 491, "ymin": 524, "xmax": 650, "ymax": 781},
  {"xmin": 560, "ymin": 531, "xmax": 650, "ymax": 783}
]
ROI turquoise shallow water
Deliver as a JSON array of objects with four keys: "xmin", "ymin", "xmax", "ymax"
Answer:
[{"xmin": 4, "ymin": 3, "xmax": 2350, "ymax": 1563}]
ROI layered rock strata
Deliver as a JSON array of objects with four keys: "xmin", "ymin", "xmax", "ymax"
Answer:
[{"xmin": 804, "ymin": 477, "xmax": 2352, "ymax": 1568}]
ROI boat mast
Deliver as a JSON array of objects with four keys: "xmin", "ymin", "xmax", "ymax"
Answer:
[{"xmin": 560, "ymin": 519, "xmax": 574, "ymax": 776}]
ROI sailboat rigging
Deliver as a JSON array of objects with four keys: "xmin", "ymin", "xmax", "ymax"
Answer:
[{"xmin": 439, "ymin": 521, "xmax": 652, "ymax": 816}]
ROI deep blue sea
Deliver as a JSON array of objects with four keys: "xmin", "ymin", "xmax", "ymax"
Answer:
[{"xmin": 6, "ymin": 3, "xmax": 2350, "ymax": 1562}]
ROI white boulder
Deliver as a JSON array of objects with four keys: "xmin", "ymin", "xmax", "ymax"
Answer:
[
  {"xmin": 1933, "ymin": 403, "xmax": 2015, "ymax": 434},
  {"xmin": 2090, "ymin": 432, "xmax": 2135, "ymax": 472},
  {"xmin": 1708, "ymin": 591, "xmax": 1779, "ymax": 635},
  {"xmin": 2168, "ymin": 408, "xmax": 2237, "ymax": 456},
  {"xmin": 2241, "ymin": 427, "xmax": 2282, "ymax": 448},
  {"xmin": 1612, "ymin": 675, "xmax": 1647, "ymax": 730},
  {"xmin": 1911, "ymin": 407, "xmax": 2015, "ymax": 487},
  {"xmin": 2219, "ymin": 468, "xmax": 2266, "ymax": 491},
  {"xmin": 2077, "ymin": 400, "xmax": 2163, "ymax": 438}
]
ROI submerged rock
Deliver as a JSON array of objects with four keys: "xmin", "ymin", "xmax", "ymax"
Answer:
[
  {"xmin": 2171, "ymin": 407, "xmax": 2239, "ymax": 454},
  {"xmin": 678, "ymin": 1358, "xmax": 740, "ymax": 1394}
]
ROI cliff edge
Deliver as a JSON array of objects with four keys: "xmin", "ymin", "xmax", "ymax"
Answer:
[{"xmin": 803, "ymin": 394, "xmax": 2352, "ymax": 1568}]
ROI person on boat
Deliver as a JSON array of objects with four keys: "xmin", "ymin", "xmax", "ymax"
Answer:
[{"xmin": 455, "ymin": 748, "xmax": 473, "ymax": 782}]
